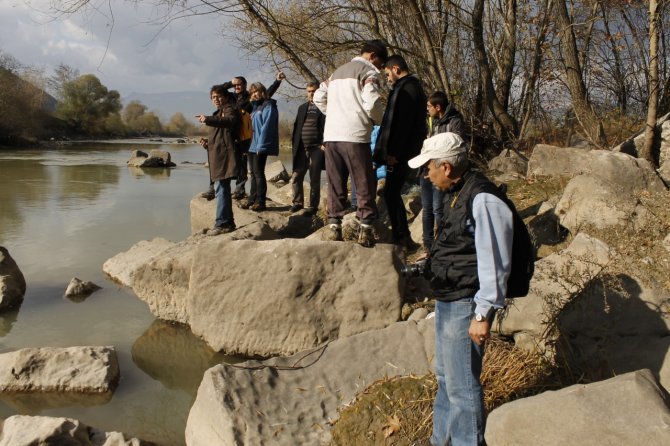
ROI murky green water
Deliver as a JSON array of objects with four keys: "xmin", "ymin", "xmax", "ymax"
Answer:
[{"xmin": 0, "ymin": 141, "xmax": 287, "ymax": 444}]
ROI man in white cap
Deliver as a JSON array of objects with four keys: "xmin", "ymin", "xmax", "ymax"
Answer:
[{"xmin": 408, "ymin": 132, "xmax": 513, "ymax": 446}]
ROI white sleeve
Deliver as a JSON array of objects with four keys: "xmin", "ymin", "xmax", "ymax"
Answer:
[
  {"xmin": 361, "ymin": 73, "xmax": 384, "ymax": 124},
  {"xmin": 313, "ymin": 80, "xmax": 329, "ymax": 115}
]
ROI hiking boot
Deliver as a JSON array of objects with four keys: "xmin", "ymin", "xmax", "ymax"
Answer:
[
  {"xmin": 289, "ymin": 203, "xmax": 304, "ymax": 213},
  {"xmin": 251, "ymin": 203, "xmax": 266, "ymax": 212},
  {"xmin": 322, "ymin": 224, "xmax": 343, "ymax": 242},
  {"xmin": 232, "ymin": 191, "xmax": 246, "ymax": 200},
  {"xmin": 208, "ymin": 224, "xmax": 236, "ymax": 236},
  {"xmin": 200, "ymin": 186, "xmax": 215, "ymax": 201},
  {"xmin": 357, "ymin": 224, "xmax": 376, "ymax": 248},
  {"xmin": 239, "ymin": 200, "xmax": 253, "ymax": 209}
]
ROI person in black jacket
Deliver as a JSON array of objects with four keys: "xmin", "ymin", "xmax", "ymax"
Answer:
[
  {"xmin": 289, "ymin": 81, "xmax": 326, "ymax": 215},
  {"xmin": 373, "ymin": 55, "xmax": 427, "ymax": 249}
]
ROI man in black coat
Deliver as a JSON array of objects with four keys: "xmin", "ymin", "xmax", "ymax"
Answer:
[
  {"xmin": 289, "ymin": 81, "xmax": 326, "ymax": 215},
  {"xmin": 373, "ymin": 55, "xmax": 427, "ymax": 249}
]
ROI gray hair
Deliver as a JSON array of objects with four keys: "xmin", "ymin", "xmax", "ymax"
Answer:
[{"xmin": 434, "ymin": 151, "xmax": 468, "ymax": 172}]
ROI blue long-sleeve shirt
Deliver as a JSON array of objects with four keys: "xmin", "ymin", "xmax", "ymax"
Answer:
[{"xmin": 469, "ymin": 193, "xmax": 513, "ymax": 316}]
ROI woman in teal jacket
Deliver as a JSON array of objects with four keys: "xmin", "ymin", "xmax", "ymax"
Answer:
[{"xmin": 241, "ymin": 82, "xmax": 279, "ymax": 212}]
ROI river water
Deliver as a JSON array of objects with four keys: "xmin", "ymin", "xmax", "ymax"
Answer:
[{"xmin": 0, "ymin": 140, "xmax": 289, "ymax": 444}]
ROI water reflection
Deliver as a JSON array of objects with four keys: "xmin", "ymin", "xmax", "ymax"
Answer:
[
  {"xmin": 0, "ymin": 309, "xmax": 19, "ymax": 338},
  {"xmin": 0, "ymin": 391, "xmax": 112, "ymax": 413},
  {"xmin": 55, "ymin": 164, "xmax": 120, "ymax": 202},
  {"xmin": 131, "ymin": 320, "xmax": 234, "ymax": 393},
  {"xmin": 0, "ymin": 160, "xmax": 50, "ymax": 236},
  {"xmin": 127, "ymin": 166, "xmax": 172, "ymax": 180}
]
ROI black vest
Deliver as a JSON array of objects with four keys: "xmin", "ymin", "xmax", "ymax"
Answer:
[{"xmin": 428, "ymin": 169, "xmax": 500, "ymax": 302}]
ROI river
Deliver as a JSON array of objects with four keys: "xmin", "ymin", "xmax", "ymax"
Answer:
[{"xmin": 0, "ymin": 140, "xmax": 291, "ymax": 444}]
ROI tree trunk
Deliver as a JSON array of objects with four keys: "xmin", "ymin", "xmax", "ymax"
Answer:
[
  {"xmin": 642, "ymin": 0, "xmax": 660, "ymax": 167},
  {"xmin": 472, "ymin": 0, "xmax": 518, "ymax": 140},
  {"xmin": 553, "ymin": 0, "xmax": 608, "ymax": 148}
]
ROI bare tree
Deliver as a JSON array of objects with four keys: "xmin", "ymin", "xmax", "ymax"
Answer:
[{"xmin": 641, "ymin": 0, "xmax": 661, "ymax": 166}]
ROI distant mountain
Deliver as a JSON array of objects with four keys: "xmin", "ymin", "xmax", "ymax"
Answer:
[{"xmin": 123, "ymin": 91, "xmax": 209, "ymax": 124}]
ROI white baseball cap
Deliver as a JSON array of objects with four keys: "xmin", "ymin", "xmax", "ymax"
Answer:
[{"xmin": 408, "ymin": 132, "xmax": 467, "ymax": 169}]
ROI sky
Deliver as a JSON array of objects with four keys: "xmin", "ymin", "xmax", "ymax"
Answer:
[{"xmin": 0, "ymin": 0, "xmax": 287, "ymax": 117}]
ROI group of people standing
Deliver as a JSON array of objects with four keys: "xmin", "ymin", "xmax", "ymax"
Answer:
[
  {"xmin": 196, "ymin": 72, "xmax": 284, "ymax": 234},
  {"xmin": 198, "ymin": 39, "xmax": 514, "ymax": 446}
]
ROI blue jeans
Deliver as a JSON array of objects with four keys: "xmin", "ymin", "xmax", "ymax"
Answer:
[
  {"xmin": 214, "ymin": 179, "xmax": 234, "ymax": 228},
  {"xmin": 432, "ymin": 298, "xmax": 485, "ymax": 446},
  {"xmin": 421, "ymin": 176, "xmax": 445, "ymax": 250}
]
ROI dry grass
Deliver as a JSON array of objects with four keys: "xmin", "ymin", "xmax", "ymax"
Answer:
[{"xmin": 330, "ymin": 336, "xmax": 561, "ymax": 445}]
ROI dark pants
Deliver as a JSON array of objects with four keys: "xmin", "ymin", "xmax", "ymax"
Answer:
[
  {"xmin": 421, "ymin": 175, "xmax": 446, "ymax": 249},
  {"xmin": 292, "ymin": 147, "xmax": 324, "ymax": 209},
  {"xmin": 234, "ymin": 140, "xmax": 250, "ymax": 195},
  {"xmin": 325, "ymin": 141, "xmax": 377, "ymax": 225},
  {"xmin": 248, "ymin": 152, "xmax": 268, "ymax": 205},
  {"xmin": 214, "ymin": 179, "xmax": 234, "ymax": 228},
  {"xmin": 383, "ymin": 162, "xmax": 410, "ymax": 241}
]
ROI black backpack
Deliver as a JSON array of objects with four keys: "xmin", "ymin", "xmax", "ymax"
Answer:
[{"xmin": 467, "ymin": 182, "xmax": 535, "ymax": 298}]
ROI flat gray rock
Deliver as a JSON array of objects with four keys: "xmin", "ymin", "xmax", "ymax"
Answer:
[
  {"xmin": 185, "ymin": 318, "xmax": 435, "ymax": 446},
  {"xmin": 0, "ymin": 346, "xmax": 119, "ymax": 393}
]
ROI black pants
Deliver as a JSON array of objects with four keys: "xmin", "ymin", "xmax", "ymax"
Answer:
[
  {"xmin": 291, "ymin": 147, "xmax": 324, "ymax": 209},
  {"xmin": 234, "ymin": 140, "xmax": 250, "ymax": 195},
  {"xmin": 383, "ymin": 161, "xmax": 410, "ymax": 240},
  {"xmin": 248, "ymin": 152, "xmax": 268, "ymax": 205}
]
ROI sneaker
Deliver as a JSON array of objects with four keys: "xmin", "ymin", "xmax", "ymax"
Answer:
[
  {"xmin": 200, "ymin": 186, "xmax": 215, "ymax": 201},
  {"xmin": 251, "ymin": 203, "xmax": 266, "ymax": 212},
  {"xmin": 322, "ymin": 224, "xmax": 343, "ymax": 242},
  {"xmin": 289, "ymin": 203, "xmax": 304, "ymax": 213},
  {"xmin": 232, "ymin": 192, "xmax": 246, "ymax": 200},
  {"xmin": 208, "ymin": 224, "xmax": 236, "ymax": 236},
  {"xmin": 239, "ymin": 200, "xmax": 253, "ymax": 209},
  {"xmin": 357, "ymin": 224, "xmax": 376, "ymax": 248}
]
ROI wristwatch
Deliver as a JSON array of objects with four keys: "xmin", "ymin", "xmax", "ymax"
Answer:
[{"xmin": 474, "ymin": 308, "xmax": 493, "ymax": 322}]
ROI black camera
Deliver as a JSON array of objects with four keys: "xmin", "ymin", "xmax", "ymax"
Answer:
[{"xmin": 400, "ymin": 258, "xmax": 429, "ymax": 278}]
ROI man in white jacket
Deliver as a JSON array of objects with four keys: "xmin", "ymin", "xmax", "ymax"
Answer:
[{"xmin": 313, "ymin": 40, "xmax": 387, "ymax": 247}]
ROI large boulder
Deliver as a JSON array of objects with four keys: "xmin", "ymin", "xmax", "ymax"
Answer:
[
  {"xmin": 527, "ymin": 144, "xmax": 666, "ymax": 192},
  {"xmin": 186, "ymin": 238, "xmax": 403, "ymax": 356},
  {"xmin": 612, "ymin": 111, "xmax": 670, "ymax": 156},
  {"xmin": 185, "ymin": 318, "xmax": 435, "ymax": 446},
  {"xmin": 266, "ymin": 159, "xmax": 290, "ymax": 183},
  {"xmin": 488, "ymin": 148, "xmax": 529, "ymax": 176},
  {"xmin": 0, "ymin": 415, "xmax": 150, "ymax": 445},
  {"xmin": 190, "ymin": 194, "xmax": 318, "ymax": 238},
  {"xmin": 0, "ymin": 246, "xmax": 26, "ymax": 311},
  {"xmin": 105, "ymin": 237, "xmax": 403, "ymax": 357},
  {"xmin": 554, "ymin": 174, "xmax": 646, "ymax": 233},
  {"xmin": 0, "ymin": 346, "xmax": 119, "ymax": 393},
  {"xmin": 485, "ymin": 369, "xmax": 670, "ymax": 446}
]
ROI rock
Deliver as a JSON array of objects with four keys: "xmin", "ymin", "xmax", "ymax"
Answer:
[
  {"xmin": 489, "ymin": 148, "xmax": 529, "ymax": 176},
  {"xmin": 554, "ymin": 175, "xmax": 646, "ymax": 233},
  {"xmin": 660, "ymin": 155, "xmax": 670, "ymax": 185},
  {"xmin": 189, "ymin": 194, "xmax": 318, "ymax": 238},
  {"xmin": 612, "ymin": 111, "xmax": 670, "ymax": 156},
  {"xmin": 109, "ymin": 237, "xmax": 403, "ymax": 356},
  {"xmin": 0, "ymin": 346, "xmax": 119, "ymax": 393},
  {"xmin": 408, "ymin": 307, "xmax": 430, "ymax": 321},
  {"xmin": 126, "ymin": 149, "xmax": 175, "ymax": 168},
  {"xmin": 185, "ymin": 318, "xmax": 435, "ymax": 446},
  {"xmin": 527, "ymin": 144, "xmax": 666, "ymax": 192},
  {"xmin": 186, "ymin": 238, "xmax": 403, "ymax": 356},
  {"xmin": 0, "ymin": 246, "xmax": 26, "ymax": 311},
  {"xmin": 485, "ymin": 369, "xmax": 670, "ymax": 446},
  {"xmin": 266, "ymin": 159, "xmax": 290, "ymax": 183},
  {"xmin": 103, "ymin": 238, "xmax": 175, "ymax": 288},
  {"xmin": 64, "ymin": 277, "xmax": 101, "ymax": 298},
  {"xmin": 664, "ymin": 233, "xmax": 670, "ymax": 253},
  {"xmin": 0, "ymin": 415, "xmax": 150, "ymax": 445},
  {"xmin": 267, "ymin": 181, "xmax": 328, "ymax": 211}
]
